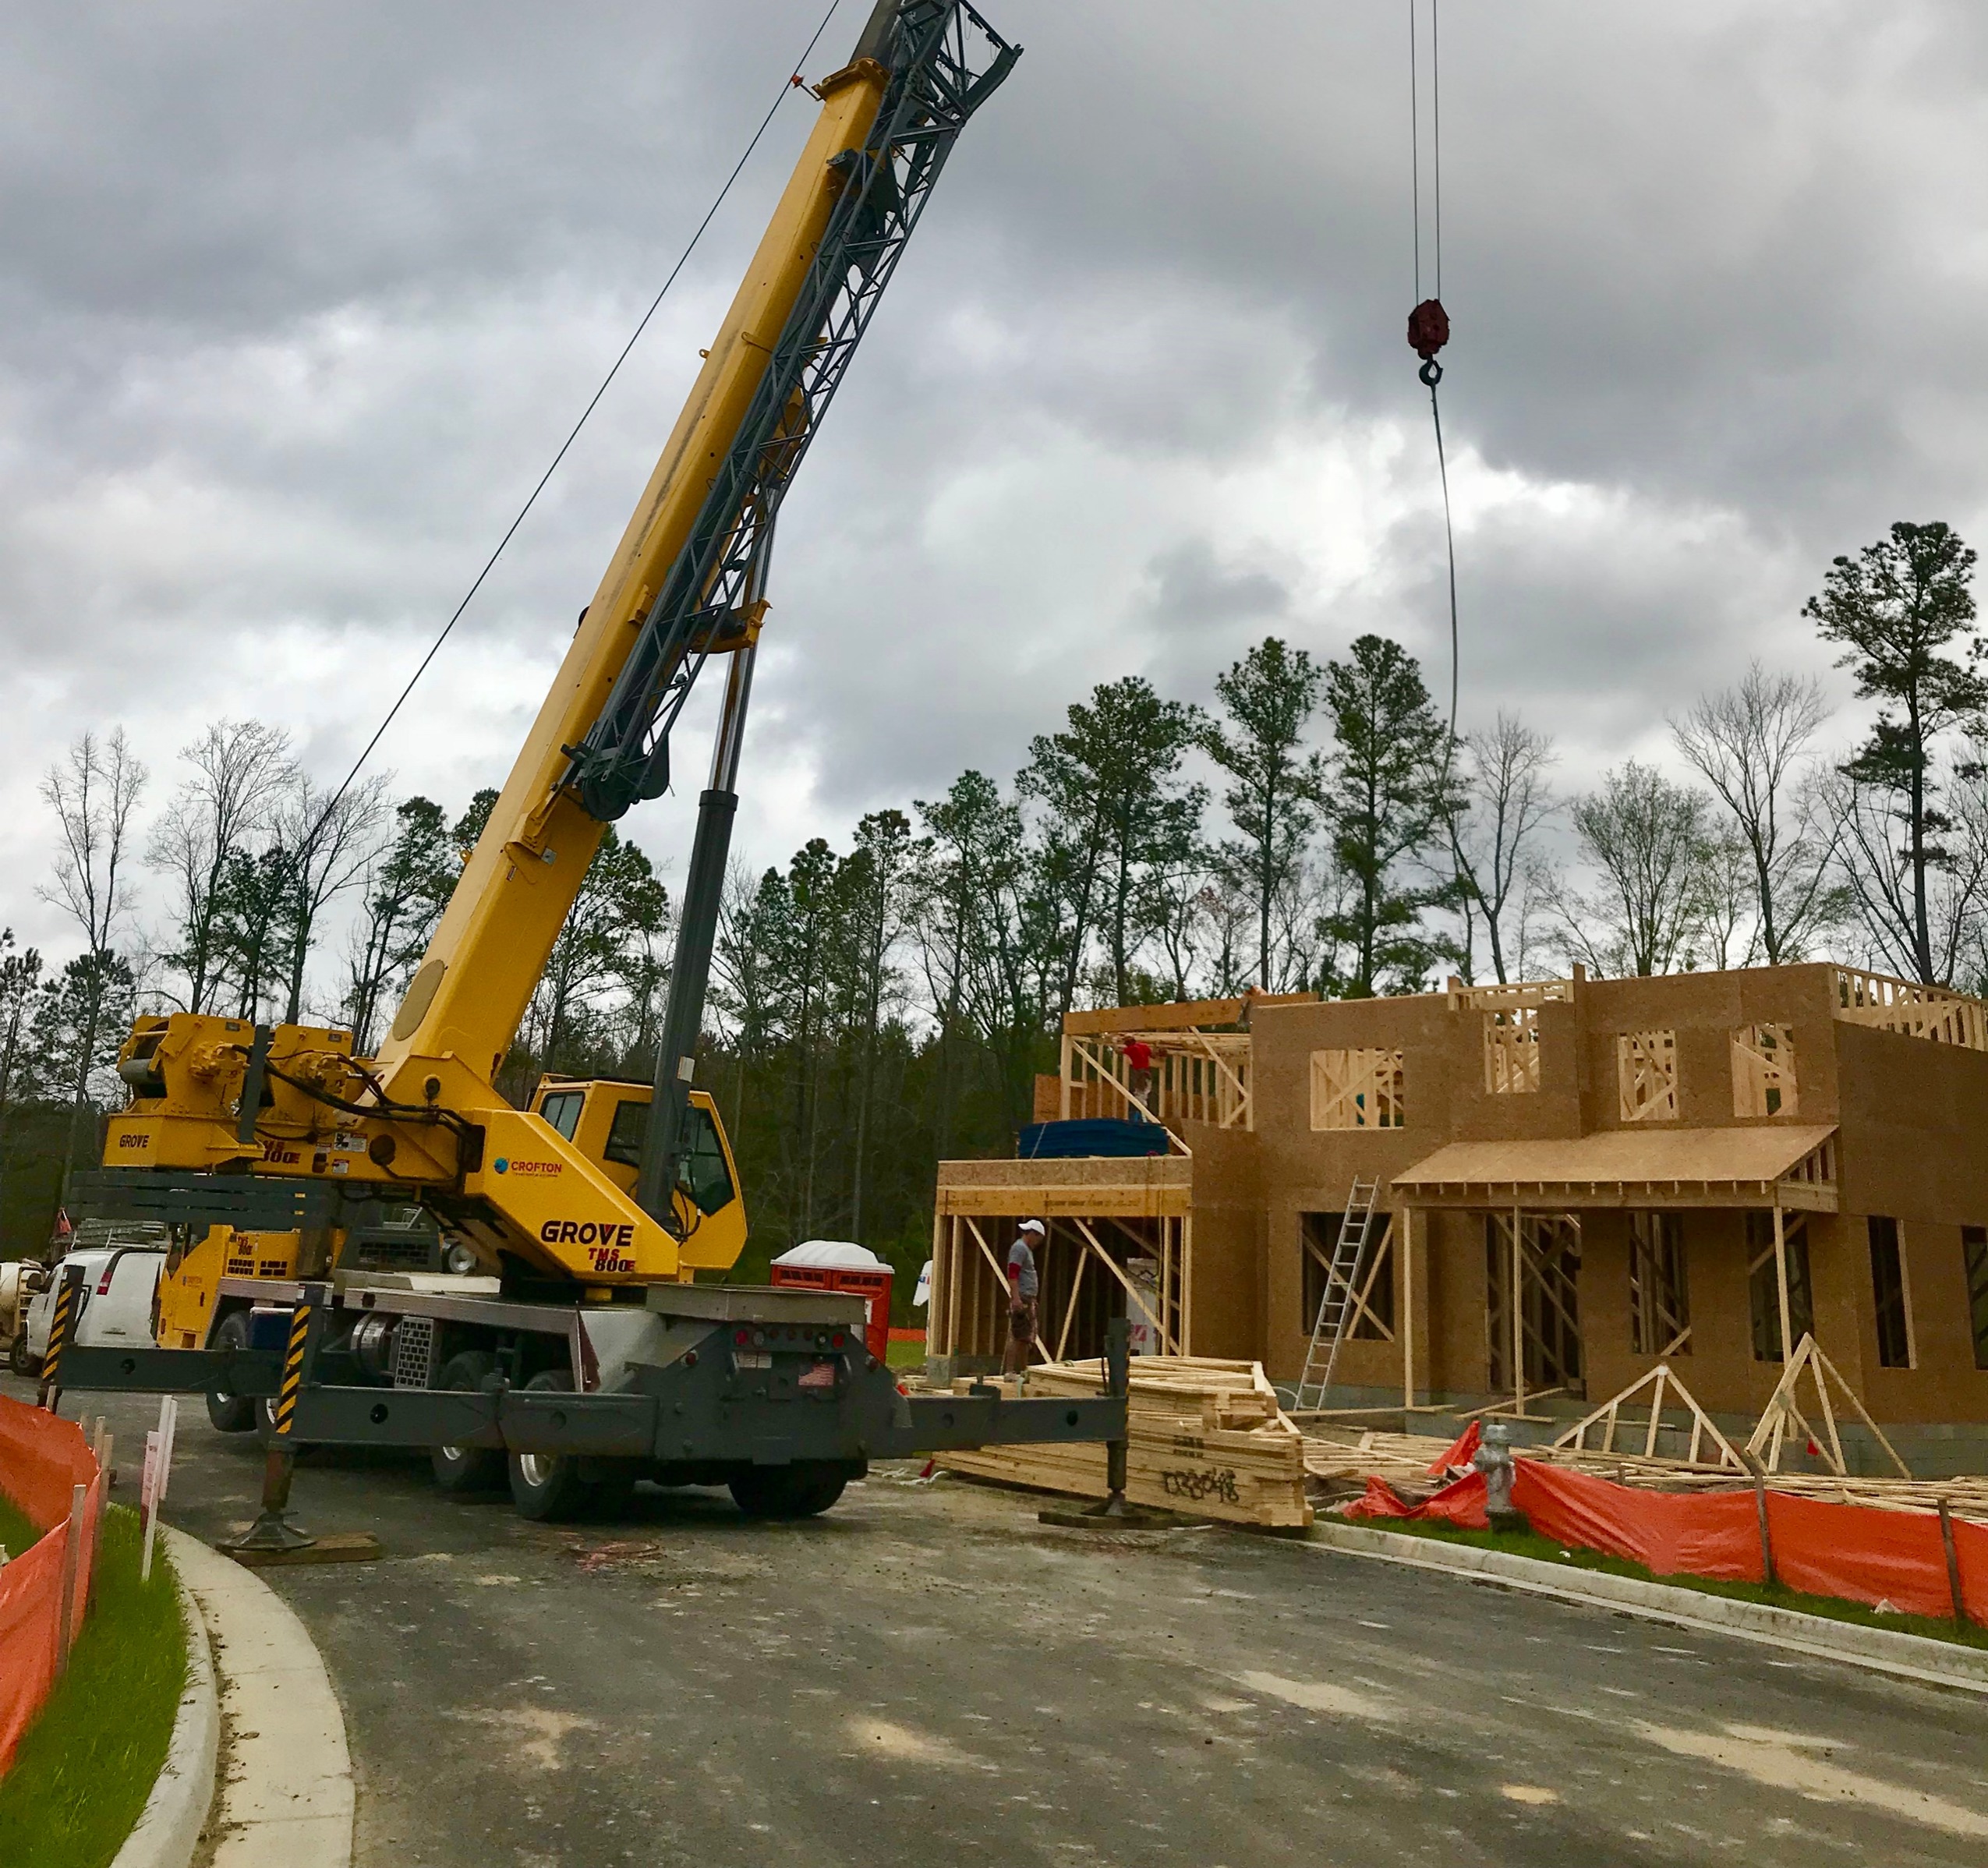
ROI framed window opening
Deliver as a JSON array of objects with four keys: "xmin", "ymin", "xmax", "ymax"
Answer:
[
  {"xmin": 1310, "ymin": 1049, "xmax": 1406, "ymax": 1130},
  {"xmin": 1618, "ymin": 1031, "xmax": 1678, "ymax": 1123},
  {"xmin": 1629, "ymin": 1212, "xmax": 1691, "ymax": 1356},
  {"xmin": 1746, "ymin": 1211, "xmax": 1813, "ymax": 1362},
  {"xmin": 1868, "ymin": 1215, "xmax": 1915, "ymax": 1370},
  {"xmin": 1732, "ymin": 1023, "xmax": 1798, "ymax": 1118},
  {"xmin": 1484, "ymin": 1008, "xmax": 1541, "ymax": 1094},
  {"xmin": 1965, "ymin": 1226, "xmax": 1988, "ymax": 1372}
]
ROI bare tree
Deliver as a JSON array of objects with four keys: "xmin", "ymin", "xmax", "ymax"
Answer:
[
  {"xmin": 274, "ymin": 773, "xmax": 390, "ymax": 1024},
  {"xmin": 1552, "ymin": 761, "xmax": 1714, "ymax": 977},
  {"xmin": 1693, "ymin": 821, "xmax": 1763, "ymax": 971},
  {"xmin": 1448, "ymin": 713, "xmax": 1555, "ymax": 984},
  {"xmin": 38, "ymin": 729, "xmax": 148, "ymax": 1167},
  {"xmin": 147, "ymin": 720, "xmax": 293, "ymax": 1014},
  {"xmin": 1672, "ymin": 664, "xmax": 1838, "ymax": 964}
]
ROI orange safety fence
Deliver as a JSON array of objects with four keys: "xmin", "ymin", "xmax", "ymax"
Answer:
[
  {"xmin": 1342, "ymin": 1451, "xmax": 1988, "ymax": 1625},
  {"xmin": 0, "ymin": 1396, "xmax": 105, "ymax": 1778}
]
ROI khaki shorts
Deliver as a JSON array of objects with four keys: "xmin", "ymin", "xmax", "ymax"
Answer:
[{"xmin": 1009, "ymin": 1298, "xmax": 1038, "ymax": 1342}]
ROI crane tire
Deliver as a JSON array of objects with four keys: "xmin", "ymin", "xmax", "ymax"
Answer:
[
  {"xmin": 206, "ymin": 1311, "xmax": 256, "ymax": 1433},
  {"xmin": 430, "ymin": 1351, "xmax": 505, "ymax": 1493},
  {"xmin": 728, "ymin": 1463, "xmax": 848, "ymax": 1521},
  {"xmin": 506, "ymin": 1370, "xmax": 600, "ymax": 1522}
]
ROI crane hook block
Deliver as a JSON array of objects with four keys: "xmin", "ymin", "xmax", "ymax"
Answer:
[{"xmin": 1406, "ymin": 297, "xmax": 1449, "ymax": 362}]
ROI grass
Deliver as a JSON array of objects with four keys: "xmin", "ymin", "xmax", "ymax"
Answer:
[
  {"xmin": 0, "ymin": 1491, "xmax": 38, "ymax": 1564},
  {"xmin": 886, "ymin": 1337, "xmax": 927, "ymax": 1371},
  {"xmin": 0, "ymin": 1503, "xmax": 189, "ymax": 1868},
  {"xmin": 1345, "ymin": 1512, "xmax": 1988, "ymax": 1653}
]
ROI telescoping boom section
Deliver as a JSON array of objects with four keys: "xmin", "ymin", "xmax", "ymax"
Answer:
[{"xmin": 83, "ymin": 1, "xmax": 1020, "ymax": 1289}]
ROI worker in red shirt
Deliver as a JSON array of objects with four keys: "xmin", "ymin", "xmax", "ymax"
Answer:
[{"xmin": 1120, "ymin": 1035, "xmax": 1156, "ymax": 1118}]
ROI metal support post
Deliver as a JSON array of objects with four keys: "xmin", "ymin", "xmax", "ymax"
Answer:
[
  {"xmin": 38, "ymin": 1265, "xmax": 84, "ymax": 1413},
  {"xmin": 221, "ymin": 1285, "xmax": 324, "ymax": 1556}
]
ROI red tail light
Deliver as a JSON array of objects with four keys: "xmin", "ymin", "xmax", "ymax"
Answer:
[{"xmin": 97, "ymin": 1265, "xmax": 115, "ymax": 1295}]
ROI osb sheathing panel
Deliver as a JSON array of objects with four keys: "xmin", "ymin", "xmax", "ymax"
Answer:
[{"xmin": 1176, "ymin": 1122, "xmax": 1263, "ymax": 1359}]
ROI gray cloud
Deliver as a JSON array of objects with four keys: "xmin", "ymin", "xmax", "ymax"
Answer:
[{"xmin": 2, "ymin": 0, "xmax": 1983, "ymax": 968}]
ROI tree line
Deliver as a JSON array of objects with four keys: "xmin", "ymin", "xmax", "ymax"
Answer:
[{"xmin": 3, "ymin": 518, "xmax": 1983, "ymax": 1286}]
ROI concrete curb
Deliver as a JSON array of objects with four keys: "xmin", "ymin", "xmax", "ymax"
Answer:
[
  {"xmin": 108, "ymin": 1550, "xmax": 218, "ymax": 1868},
  {"xmin": 162, "ymin": 1527, "xmax": 355, "ymax": 1868},
  {"xmin": 1306, "ymin": 1519, "xmax": 1988, "ymax": 1696}
]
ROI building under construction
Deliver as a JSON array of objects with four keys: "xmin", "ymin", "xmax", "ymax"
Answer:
[{"xmin": 925, "ymin": 964, "xmax": 1988, "ymax": 1466}]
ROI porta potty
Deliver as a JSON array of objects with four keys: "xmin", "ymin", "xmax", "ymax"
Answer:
[{"xmin": 769, "ymin": 1240, "xmax": 893, "ymax": 1366}]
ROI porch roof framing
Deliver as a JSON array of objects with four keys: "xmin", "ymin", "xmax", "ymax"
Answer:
[{"xmin": 1390, "ymin": 1123, "xmax": 1839, "ymax": 1212}]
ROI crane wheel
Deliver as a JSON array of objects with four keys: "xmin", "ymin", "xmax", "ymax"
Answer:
[
  {"xmin": 206, "ymin": 1311, "xmax": 257, "ymax": 1433},
  {"xmin": 506, "ymin": 1370, "xmax": 600, "ymax": 1522},
  {"xmin": 430, "ymin": 1351, "xmax": 506, "ymax": 1493},
  {"xmin": 728, "ymin": 1463, "xmax": 848, "ymax": 1521}
]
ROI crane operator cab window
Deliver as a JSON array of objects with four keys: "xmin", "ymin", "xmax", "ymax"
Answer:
[
  {"xmin": 602, "ymin": 1097, "xmax": 734, "ymax": 1216},
  {"xmin": 539, "ymin": 1089, "xmax": 585, "ymax": 1141}
]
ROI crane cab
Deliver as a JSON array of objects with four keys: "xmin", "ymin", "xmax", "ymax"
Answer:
[{"xmin": 528, "ymin": 1077, "xmax": 748, "ymax": 1273}]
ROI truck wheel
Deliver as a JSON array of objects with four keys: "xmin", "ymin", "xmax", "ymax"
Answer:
[
  {"xmin": 9, "ymin": 1332, "xmax": 38, "ymax": 1379},
  {"xmin": 206, "ymin": 1311, "xmax": 256, "ymax": 1432},
  {"xmin": 430, "ymin": 1351, "xmax": 505, "ymax": 1494},
  {"xmin": 729, "ymin": 1463, "xmax": 848, "ymax": 1521},
  {"xmin": 506, "ymin": 1371, "xmax": 598, "ymax": 1522}
]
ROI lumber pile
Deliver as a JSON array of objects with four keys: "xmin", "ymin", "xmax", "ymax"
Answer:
[
  {"xmin": 1296, "ymin": 1426, "xmax": 1988, "ymax": 1527},
  {"xmin": 935, "ymin": 1356, "xmax": 1313, "ymax": 1529}
]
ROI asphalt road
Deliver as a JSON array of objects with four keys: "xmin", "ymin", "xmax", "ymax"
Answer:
[{"xmin": 16, "ymin": 1369, "xmax": 1988, "ymax": 1868}]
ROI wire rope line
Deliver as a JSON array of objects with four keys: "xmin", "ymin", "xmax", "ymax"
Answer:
[
  {"xmin": 299, "ymin": 0, "xmax": 847, "ymax": 858},
  {"xmin": 1406, "ymin": 1, "xmax": 1459, "ymax": 750}
]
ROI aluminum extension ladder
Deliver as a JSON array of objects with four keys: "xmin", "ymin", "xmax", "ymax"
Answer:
[{"xmin": 1293, "ymin": 1177, "xmax": 1381, "ymax": 1410}]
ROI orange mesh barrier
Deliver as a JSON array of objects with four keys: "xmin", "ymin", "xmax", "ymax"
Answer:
[
  {"xmin": 1342, "ymin": 1468, "xmax": 1489, "ymax": 1529},
  {"xmin": 1959, "ymin": 1517, "xmax": 1988, "ymax": 1625},
  {"xmin": 1764, "ymin": 1491, "xmax": 1958, "ymax": 1619},
  {"xmin": 0, "ymin": 1396, "xmax": 105, "ymax": 1778},
  {"xmin": 0, "ymin": 1396, "xmax": 95, "ymax": 1532},
  {"xmin": 1514, "ymin": 1458, "xmax": 1765, "ymax": 1583}
]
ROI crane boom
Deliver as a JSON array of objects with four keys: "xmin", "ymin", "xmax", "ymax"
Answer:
[
  {"xmin": 83, "ymin": 0, "xmax": 1019, "ymax": 1289},
  {"xmin": 375, "ymin": 0, "xmax": 1016, "ymax": 1098}
]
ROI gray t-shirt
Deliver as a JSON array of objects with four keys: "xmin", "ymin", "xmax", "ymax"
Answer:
[{"xmin": 1007, "ymin": 1235, "xmax": 1038, "ymax": 1300}]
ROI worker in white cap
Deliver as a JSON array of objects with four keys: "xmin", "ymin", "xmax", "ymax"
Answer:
[{"xmin": 1003, "ymin": 1219, "xmax": 1044, "ymax": 1375}]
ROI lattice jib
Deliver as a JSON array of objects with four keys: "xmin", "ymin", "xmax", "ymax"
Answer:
[{"xmin": 1617, "ymin": 1030, "xmax": 1678, "ymax": 1123}]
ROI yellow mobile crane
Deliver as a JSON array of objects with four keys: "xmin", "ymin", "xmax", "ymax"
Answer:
[{"xmin": 55, "ymin": 0, "xmax": 1124, "ymax": 1526}]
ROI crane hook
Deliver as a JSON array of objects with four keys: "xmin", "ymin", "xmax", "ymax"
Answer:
[{"xmin": 1407, "ymin": 296, "xmax": 1449, "ymax": 387}]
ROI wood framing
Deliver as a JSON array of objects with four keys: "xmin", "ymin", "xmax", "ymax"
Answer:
[
  {"xmin": 1617, "ymin": 1030, "xmax": 1678, "ymax": 1122},
  {"xmin": 1746, "ymin": 1332, "xmax": 1912, "ymax": 1478},
  {"xmin": 1834, "ymin": 965, "xmax": 1988, "ymax": 1049},
  {"xmin": 1553, "ymin": 1362, "xmax": 1746, "ymax": 1471},
  {"xmin": 1309, "ymin": 1049, "xmax": 1405, "ymax": 1130},
  {"xmin": 928, "ymin": 1158, "xmax": 1194, "ymax": 1372},
  {"xmin": 1059, "ymin": 1030, "xmax": 1250, "ymax": 1131},
  {"xmin": 1484, "ymin": 1007, "xmax": 1542, "ymax": 1094},
  {"xmin": 1732, "ymin": 1022, "xmax": 1798, "ymax": 1118}
]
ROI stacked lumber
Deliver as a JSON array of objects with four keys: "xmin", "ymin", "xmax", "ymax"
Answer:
[
  {"xmin": 936, "ymin": 1356, "xmax": 1312, "ymax": 1528},
  {"xmin": 1296, "ymin": 1427, "xmax": 1988, "ymax": 1527}
]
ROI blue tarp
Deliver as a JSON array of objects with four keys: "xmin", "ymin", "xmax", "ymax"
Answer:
[{"xmin": 1016, "ymin": 1118, "xmax": 1172, "ymax": 1159}]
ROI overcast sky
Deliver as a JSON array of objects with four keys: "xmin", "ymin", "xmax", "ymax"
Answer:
[{"xmin": 4, "ymin": 0, "xmax": 1985, "ymax": 971}]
